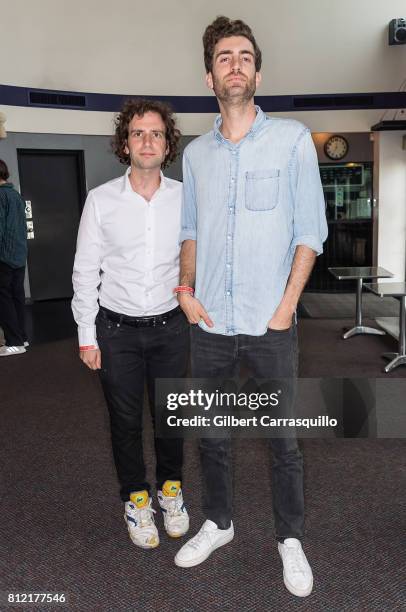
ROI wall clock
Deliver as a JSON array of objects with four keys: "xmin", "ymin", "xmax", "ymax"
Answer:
[{"xmin": 324, "ymin": 135, "xmax": 349, "ymax": 160}]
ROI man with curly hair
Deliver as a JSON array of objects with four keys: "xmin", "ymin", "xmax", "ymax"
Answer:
[
  {"xmin": 174, "ymin": 17, "xmax": 327, "ymax": 597},
  {"xmin": 72, "ymin": 99, "xmax": 190, "ymax": 550}
]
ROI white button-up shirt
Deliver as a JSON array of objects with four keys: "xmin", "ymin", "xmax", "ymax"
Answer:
[{"xmin": 72, "ymin": 168, "xmax": 182, "ymax": 347}]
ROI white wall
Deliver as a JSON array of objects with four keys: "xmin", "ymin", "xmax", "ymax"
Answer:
[
  {"xmin": 1, "ymin": 0, "xmax": 406, "ymax": 135},
  {"xmin": 2, "ymin": 0, "xmax": 405, "ymax": 95},
  {"xmin": 375, "ymin": 131, "xmax": 406, "ymax": 281}
]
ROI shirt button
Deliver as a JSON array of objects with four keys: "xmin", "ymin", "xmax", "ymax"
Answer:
[
  {"xmin": 227, "ymin": 234, "xmax": 232, "ymax": 239},
  {"xmin": 226, "ymin": 263, "xmax": 231, "ymax": 268},
  {"xmin": 227, "ymin": 291, "xmax": 231, "ymax": 296},
  {"xmin": 231, "ymin": 177, "xmax": 236, "ymax": 182}
]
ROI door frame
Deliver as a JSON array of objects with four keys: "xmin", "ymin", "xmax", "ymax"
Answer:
[
  {"xmin": 17, "ymin": 148, "xmax": 87, "ymax": 214},
  {"xmin": 16, "ymin": 148, "xmax": 87, "ymax": 301}
]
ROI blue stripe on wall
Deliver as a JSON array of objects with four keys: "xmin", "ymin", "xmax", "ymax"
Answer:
[{"xmin": 1, "ymin": 84, "xmax": 405, "ymax": 112}]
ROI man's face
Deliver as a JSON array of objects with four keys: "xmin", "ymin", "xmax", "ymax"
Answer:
[
  {"xmin": 124, "ymin": 111, "xmax": 168, "ymax": 170},
  {"xmin": 206, "ymin": 35, "xmax": 261, "ymax": 104}
]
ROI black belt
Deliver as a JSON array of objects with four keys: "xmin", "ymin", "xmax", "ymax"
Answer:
[{"xmin": 99, "ymin": 305, "xmax": 182, "ymax": 328}]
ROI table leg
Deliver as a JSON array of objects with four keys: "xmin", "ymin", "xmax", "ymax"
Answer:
[
  {"xmin": 383, "ymin": 296, "xmax": 406, "ymax": 372},
  {"xmin": 343, "ymin": 278, "xmax": 386, "ymax": 339},
  {"xmin": 399, "ymin": 295, "xmax": 405, "ymax": 356},
  {"xmin": 356, "ymin": 277, "xmax": 362, "ymax": 327}
]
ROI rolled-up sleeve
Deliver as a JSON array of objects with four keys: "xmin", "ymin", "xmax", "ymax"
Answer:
[
  {"xmin": 179, "ymin": 152, "xmax": 197, "ymax": 243},
  {"xmin": 290, "ymin": 128, "xmax": 328, "ymax": 255}
]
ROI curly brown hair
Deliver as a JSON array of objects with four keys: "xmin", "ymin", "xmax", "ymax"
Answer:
[
  {"xmin": 203, "ymin": 16, "xmax": 262, "ymax": 74},
  {"xmin": 112, "ymin": 98, "xmax": 180, "ymax": 169}
]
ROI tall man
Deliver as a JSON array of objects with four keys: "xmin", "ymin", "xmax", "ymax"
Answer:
[
  {"xmin": 174, "ymin": 17, "xmax": 327, "ymax": 597},
  {"xmin": 0, "ymin": 159, "xmax": 28, "ymax": 357},
  {"xmin": 72, "ymin": 99, "xmax": 190, "ymax": 550}
]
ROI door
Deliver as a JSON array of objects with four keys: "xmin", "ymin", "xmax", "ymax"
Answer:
[
  {"xmin": 307, "ymin": 162, "xmax": 374, "ymax": 292},
  {"xmin": 17, "ymin": 149, "xmax": 86, "ymax": 300}
]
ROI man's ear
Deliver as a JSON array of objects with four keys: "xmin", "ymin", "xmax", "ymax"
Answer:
[
  {"xmin": 255, "ymin": 71, "xmax": 262, "ymax": 89},
  {"xmin": 124, "ymin": 141, "xmax": 129, "ymax": 156},
  {"xmin": 206, "ymin": 72, "xmax": 214, "ymax": 91}
]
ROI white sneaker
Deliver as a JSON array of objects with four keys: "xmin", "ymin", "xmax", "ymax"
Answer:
[
  {"xmin": 124, "ymin": 490, "xmax": 159, "ymax": 549},
  {"xmin": 24, "ymin": 341, "xmax": 29, "ymax": 348},
  {"xmin": 157, "ymin": 480, "xmax": 189, "ymax": 538},
  {"xmin": 174, "ymin": 519, "xmax": 234, "ymax": 567},
  {"xmin": 278, "ymin": 538, "xmax": 313, "ymax": 597},
  {"xmin": 0, "ymin": 345, "xmax": 26, "ymax": 357}
]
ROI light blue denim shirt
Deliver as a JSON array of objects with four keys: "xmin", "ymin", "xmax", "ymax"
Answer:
[{"xmin": 180, "ymin": 106, "xmax": 328, "ymax": 336}]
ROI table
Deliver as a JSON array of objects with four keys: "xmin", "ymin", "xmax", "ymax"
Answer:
[
  {"xmin": 364, "ymin": 282, "xmax": 406, "ymax": 373},
  {"xmin": 328, "ymin": 266, "xmax": 393, "ymax": 339}
]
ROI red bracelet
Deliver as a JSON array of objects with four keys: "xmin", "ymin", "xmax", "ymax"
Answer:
[
  {"xmin": 174, "ymin": 285, "xmax": 194, "ymax": 295},
  {"xmin": 79, "ymin": 345, "xmax": 97, "ymax": 351}
]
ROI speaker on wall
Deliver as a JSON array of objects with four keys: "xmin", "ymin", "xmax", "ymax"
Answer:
[{"xmin": 389, "ymin": 18, "xmax": 406, "ymax": 45}]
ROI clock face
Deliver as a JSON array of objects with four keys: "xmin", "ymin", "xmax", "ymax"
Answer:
[{"xmin": 324, "ymin": 135, "xmax": 349, "ymax": 160}]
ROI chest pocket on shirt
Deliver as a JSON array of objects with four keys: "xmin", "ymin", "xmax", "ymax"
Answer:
[{"xmin": 245, "ymin": 169, "xmax": 280, "ymax": 211}]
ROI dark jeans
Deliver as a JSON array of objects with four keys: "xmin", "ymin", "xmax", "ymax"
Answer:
[
  {"xmin": 96, "ymin": 307, "xmax": 190, "ymax": 501},
  {"xmin": 191, "ymin": 324, "xmax": 304, "ymax": 540},
  {"xmin": 0, "ymin": 261, "xmax": 27, "ymax": 346}
]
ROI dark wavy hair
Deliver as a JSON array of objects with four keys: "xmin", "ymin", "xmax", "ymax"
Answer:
[
  {"xmin": 0, "ymin": 159, "xmax": 9, "ymax": 181},
  {"xmin": 203, "ymin": 16, "xmax": 262, "ymax": 73},
  {"xmin": 112, "ymin": 98, "xmax": 180, "ymax": 169}
]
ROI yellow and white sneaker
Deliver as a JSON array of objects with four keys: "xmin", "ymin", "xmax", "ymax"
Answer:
[
  {"xmin": 157, "ymin": 480, "xmax": 189, "ymax": 538},
  {"xmin": 124, "ymin": 490, "xmax": 159, "ymax": 549}
]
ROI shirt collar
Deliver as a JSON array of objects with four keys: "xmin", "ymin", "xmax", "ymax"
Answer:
[
  {"xmin": 213, "ymin": 105, "xmax": 266, "ymax": 145},
  {"xmin": 121, "ymin": 167, "xmax": 167, "ymax": 194}
]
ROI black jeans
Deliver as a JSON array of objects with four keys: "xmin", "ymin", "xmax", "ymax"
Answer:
[
  {"xmin": 0, "ymin": 261, "xmax": 27, "ymax": 346},
  {"xmin": 96, "ymin": 307, "xmax": 190, "ymax": 501},
  {"xmin": 191, "ymin": 324, "xmax": 304, "ymax": 540}
]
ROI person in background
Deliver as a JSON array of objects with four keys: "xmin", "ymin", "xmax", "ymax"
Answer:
[
  {"xmin": 72, "ymin": 99, "xmax": 190, "ymax": 550},
  {"xmin": 0, "ymin": 159, "xmax": 28, "ymax": 357}
]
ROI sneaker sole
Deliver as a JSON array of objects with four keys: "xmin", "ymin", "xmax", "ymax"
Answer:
[
  {"xmin": 174, "ymin": 531, "xmax": 234, "ymax": 568},
  {"xmin": 128, "ymin": 535, "xmax": 160, "ymax": 549}
]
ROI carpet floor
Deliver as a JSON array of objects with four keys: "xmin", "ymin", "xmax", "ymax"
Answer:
[{"xmin": 1, "ymin": 324, "xmax": 405, "ymax": 611}]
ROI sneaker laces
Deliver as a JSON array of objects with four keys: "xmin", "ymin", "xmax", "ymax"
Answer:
[
  {"xmin": 128, "ymin": 500, "xmax": 156, "ymax": 527},
  {"xmin": 283, "ymin": 547, "xmax": 307, "ymax": 576},
  {"xmin": 163, "ymin": 492, "xmax": 183, "ymax": 517},
  {"xmin": 186, "ymin": 525, "xmax": 212, "ymax": 551}
]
